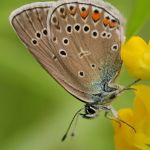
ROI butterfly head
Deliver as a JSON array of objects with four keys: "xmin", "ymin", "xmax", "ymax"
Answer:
[
  {"xmin": 82, "ymin": 91, "xmax": 119, "ymax": 119},
  {"xmin": 82, "ymin": 105, "xmax": 98, "ymax": 119}
]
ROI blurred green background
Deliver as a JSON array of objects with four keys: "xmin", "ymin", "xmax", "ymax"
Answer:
[{"xmin": 0, "ymin": 0, "xmax": 150, "ymax": 150}]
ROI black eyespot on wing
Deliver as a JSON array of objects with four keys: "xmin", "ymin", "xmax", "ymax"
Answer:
[
  {"xmin": 81, "ymin": 7, "xmax": 86, "ymax": 11},
  {"xmin": 80, "ymin": 72, "xmax": 84, "ymax": 76},
  {"xmin": 60, "ymin": 51, "xmax": 66, "ymax": 55},
  {"xmin": 101, "ymin": 31, "xmax": 107, "ymax": 38},
  {"xmin": 113, "ymin": 45, "xmax": 117, "ymax": 49},
  {"xmin": 36, "ymin": 32, "xmax": 41, "ymax": 38},
  {"xmin": 111, "ymin": 44, "xmax": 119, "ymax": 51},
  {"xmin": 70, "ymin": 6, "xmax": 74, "ymax": 11},
  {"xmin": 63, "ymin": 38, "xmax": 69, "ymax": 45},
  {"xmin": 43, "ymin": 29, "xmax": 47, "ymax": 35},
  {"xmin": 32, "ymin": 39, "xmax": 38, "ymax": 45},
  {"xmin": 67, "ymin": 26, "xmax": 71, "ymax": 33},
  {"xmin": 94, "ymin": 9, "xmax": 99, "ymax": 14},
  {"xmin": 75, "ymin": 24, "xmax": 80, "ymax": 31},
  {"xmin": 59, "ymin": 49, "xmax": 67, "ymax": 57},
  {"xmin": 78, "ymin": 71, "xmax": 85, "ymax": 77},
  {"xmin": 107, "ymin": 33, "xmax": 111, "ymax": 38},
  {"xmin": 60, "ymin": 7, "xmax": 65, "ymax": 13},
  {"xmin": 93, "ymin": 31, "xmax": 97, "ymax": 37},
  {"xmin": 66, "ymin": 25, "xmax": 72, "ymax": 33},
  {"xmin": 91, "ymin": 64, "xmax": 96, "ymax": 69},
  {"xmin": 106, "ymin": 16, "xmax": 110, "ymax": 20},
  {"xmin": 84, "ymin": 26, "xmax": 89, "ymax": 32},
  {"xmin": 53, "ymin": 17, "xmax": 57, "ymax": 23},
  {"xmin": 102, "ymin": 32, "xmax": 106, "ymax": 36},
  {"xmin": 112, "ymin": 19, "xmax": 117, "ymax": 23}
]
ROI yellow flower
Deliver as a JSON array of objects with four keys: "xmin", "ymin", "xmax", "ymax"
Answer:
[
  {"xmin": 113, "ymin": 85, "xmax": 150, "ymax": 150},
  {"xmin": 121, "ymin": 36, "xmax": 150, "ymax": 80}
]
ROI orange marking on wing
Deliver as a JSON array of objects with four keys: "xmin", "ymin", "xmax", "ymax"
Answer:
[
  {"xmin": 80, "ymin": 10, "xmax": 89, "ymax": 19},
  {"xmin": 109, "ymin": 21, "xmax": 118, "ymax": 28},
  {"xmin": 102, "ymin": 18, "xmax": 110, "ymax": 27},
  {"xmin": 92, "ymin": 12, "xmax": 101, "ymax": 22}
]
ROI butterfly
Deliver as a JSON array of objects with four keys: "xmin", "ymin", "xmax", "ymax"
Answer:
[{"xmin": 10, "ymin": 0, "xmax": 136, "ymax": 141}]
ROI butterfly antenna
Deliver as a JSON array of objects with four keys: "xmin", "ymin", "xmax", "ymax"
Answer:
[
  {"xmin": 61, "ymin": 108, "xmax": 83, "ymax": 142},
  {"xmin": 70, "ymin": 110, "xmax": 81, "ymax": 137}
]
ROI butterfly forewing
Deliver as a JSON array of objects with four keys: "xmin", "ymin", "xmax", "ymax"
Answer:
[{"xmin": 10, "ymin": 1, "xmax": 93, "ymax": 103}]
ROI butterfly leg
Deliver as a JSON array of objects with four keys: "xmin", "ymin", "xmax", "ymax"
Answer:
[
  {"xmin": 104, "ymin": 106, "xmax": 136, "ymax": 133},
  {"xmin": 104, "ymin": 79, "xmax": 141, "ymax": 102},
  {"xmin": 118, "ymin": 79, "xmax": 141, "ymax": 94},
  {"xmin": 104, "ymin": 110, "xmax": 121, "ymax": 127}
]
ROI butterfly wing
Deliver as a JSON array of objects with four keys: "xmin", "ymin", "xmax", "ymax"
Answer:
[{"xmin": 10, "ymin": 0, "xmax": 124, "ymax": 103}]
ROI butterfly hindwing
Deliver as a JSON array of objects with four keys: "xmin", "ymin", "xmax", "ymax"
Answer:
[{"xmin": 47, "ymin": 0, "xmax": 124, "ymax": 95}]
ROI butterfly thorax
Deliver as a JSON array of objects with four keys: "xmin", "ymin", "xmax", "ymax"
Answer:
[
  {"xmin": 81, "ymin": 83, "xmax": 121, "ymax": 119},
  {"xmin": 83, "ymin": 89, "xmax": 121, "ymax": 119},
  {"xmin": 91, "ymin": 79, "xmax": 121, "ymax": 102}
]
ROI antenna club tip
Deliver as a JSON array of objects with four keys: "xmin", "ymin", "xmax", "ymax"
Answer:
[{"xmin": 61, "ymin": 134, "xmax": 67, "ymax": 142}]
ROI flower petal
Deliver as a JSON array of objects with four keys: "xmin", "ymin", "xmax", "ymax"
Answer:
[
  {"xmin": 133, "ymin": 85, "xmax": 150, "ymax": 117},
  {"xmin": 134, "ymin": 133, "xmax": 150, "ymax": 150},
  {"xmin": 113, "ymin": 109, "xmax": 136, "ymax": 150},
  {"xmin": 121, "ymin": 36, "xmax": 150, "ymax": 80},
  {"xmin": 113, "ymin": 85, "xmax": 150, "ymax": 150},
  {"xmin": 133, "ymin": 85, "xmax": 150, "ymax": 136}
]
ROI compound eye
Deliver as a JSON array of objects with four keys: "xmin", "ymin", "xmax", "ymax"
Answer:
[{"xmin": 86, "ymin": 106, "xmax": 96, "ymax": 114}]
